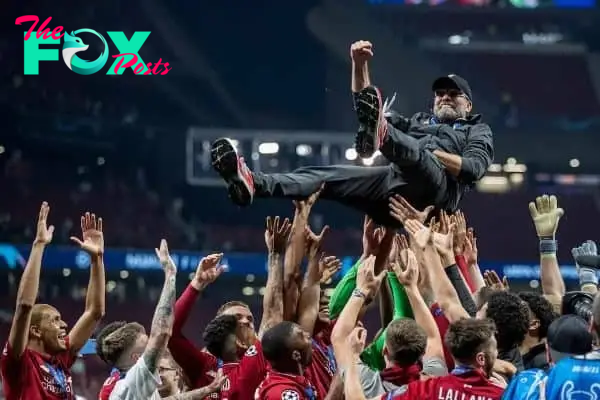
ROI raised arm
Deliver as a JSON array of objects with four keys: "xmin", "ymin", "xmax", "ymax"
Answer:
[
  {"xmin": 392, "ymin": 245, "xmax": 444, "ymax": 361},
  {"xmin": 331, "ymin": 256, "xmax": 385, "ymax": 358},
  {"xmin": 169, "ymin": 254, "xmax": 223, "ymax": 383},
  {"xmin": 528, "ymin": 194, "xmax": 566, "ymax": 309},
  {"xmin": 283, "ymin": 188, "xmax": 322, "ymax": 321},
  {"xmin": 68, "ymin": 212, "xmax": 106, "ymax": 354},
  {"xmin": 297, "ymin": 224, "xmax": 334, "ymax": 335},
  {"xmin": 144, "ymin": 239, "xmax": 178, "ymax": 371},
  {"xmin": 163, "ymin": 370, "xmax": 226, "ymax": 400},
  {"xmin": 572, "ymin": 241, "xmax": 599, "ymax": 295},
  {"xmin": 350, "ymin": 40, "xmax": 372, "ymax": 93},
  {"xmin": 463, "ymin": 228, "xmax": 485, "ymax": 292},
  {"xmin": 405, "ymin": 219, "xmax": 470, "ymax": 323},
  {"xmin": 8, "ymin": 202, "xmax": 54, "ymax": 359},
  {"xmin": 258, "ymin": 216, "xmax": 291, "ymax": 338}
]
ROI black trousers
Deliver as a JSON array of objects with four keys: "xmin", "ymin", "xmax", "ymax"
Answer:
[{"xmin": 253, "ymin": 123, "xmax": 450, "ymax": 228}]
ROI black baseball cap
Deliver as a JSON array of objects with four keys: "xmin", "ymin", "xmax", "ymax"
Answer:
[
  {"xmin": 432, "ymin": 74, "xmax": 473, "ymax": 102},
  {"xmin": 547, "ymin": 314, "xmax": 593, "ymax": 362}
]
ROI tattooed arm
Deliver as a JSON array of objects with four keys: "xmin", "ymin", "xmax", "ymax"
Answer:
[
  {"xmin": 164, "ymin": 386, "xmax": 221, "ymax": 400},
  {"xmin": 144, "ymin": 239, "xmax": 178, "ymax": 372},
  {"xmin": 258, "ymin": 217, "xmax": 291, "ymax": 338},
  {"xmin": 164, "ymin": 373, "xmax": 225, "ymax": 400},
  {"xmin": 258, "ymin": 251, "xmax": 285, "ymax": 338}
]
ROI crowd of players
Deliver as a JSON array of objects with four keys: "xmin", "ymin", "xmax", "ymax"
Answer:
[{"xmin": 1, "ymin": 191, "xmax": 599, "ymax": 400}]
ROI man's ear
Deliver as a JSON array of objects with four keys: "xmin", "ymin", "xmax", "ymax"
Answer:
[{"xmin": 30, "ymin": 324, "xmax": 42, "ymax": 340}]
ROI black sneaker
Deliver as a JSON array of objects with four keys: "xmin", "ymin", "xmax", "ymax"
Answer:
[
  {"xmin": 211, "ymin": 138, "xmax": 255, "ymax": 206},
  {"xmin": 355, "ymin": 86, "xmax": 388, "ymax": 158}
]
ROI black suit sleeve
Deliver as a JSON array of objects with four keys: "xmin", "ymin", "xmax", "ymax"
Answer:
[{"xmin": 458, "ymin": 123, "xmax": 494, "ymax": 184}]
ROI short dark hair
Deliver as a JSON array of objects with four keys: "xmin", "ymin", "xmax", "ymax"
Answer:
[
  {"xmin": 261, "ymin": 321, "xmax": 295, "ymax": 364},
  {"xmin": 216, "ymin": 301, "xmax": 250, "ymax": 316},
  {"xmin": 385, "ymin": 319, "xmax": 427, "ymax": 366},
  {"xmin": 518, "ymin": 292, "xmax": 558, "ymax": 339},
  {"xmin": 96, "ymin": 321, "xmax": 145, "ymax": 365},
  {"xmin": 203, "ymin": 314, "xmax": 238, "ymax": 359},
  {"xmin": 445, "ymin": 318, "xmax": 496, "ymax": 363},
  {"xmin": 486, "ymin": 291, "xmax": 529, "ymax": 350}
]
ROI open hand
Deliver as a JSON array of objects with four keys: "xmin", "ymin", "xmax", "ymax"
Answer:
[
  {"xmin": 362, "ymin": 216, "xmax": 385, "ymax": 256},
  {"xmin": 404, "ymin": 219, "xmax": 433, "ymax": 250},
  {"xmin": 483, "ymin": 270, "xmax": 509, "ymax": 291},
  {"xmin": 452, "ymin": 211, "xmax": 467, "ymax": 255},
  {"xmin": 193, "ymin": 253, "xmax": 224, "ymax": 290},
  {"xmin": 356, "ymin": 255, "xmax": 386, "ymax": 298},
  {"xmin": 34, "ymin": 202, "xmax": 54, "ymax": 245},
  {"xmin": 572, "ymin": 240, "xmax": 597, "ymax": 270},
  {"xmin": 155, "ymin": 239, "xmax": 177, "ymax": 276},
  {"xmin": 319, "ymin": 255, "xmax": 342, "ymax": 284},
  {"xmin": 305, "ymin": 225, "xmax": 330, "ymax": 260},
  {"xmin": 264, "ymin": 216, "xmax": 292, "ymax": 253},
  {"xmin": 464, "ymin": 228, "xmax": 478, "ymax": 266},
  {"xmin": 528, "ymin": 194, "xmax": 564, "ymax": 238},
  {"xmin": 293, "ymin": 184, "xmax": 324, "ymax": 218},
  {"xmin": 431, "ymin": 211, "xmax": 456, "ymax": 260},
  {"xmin": 393, "ymin": 247, "xmax": 419, "ymax": 288},
  {"xmin": 70, "ymin": 212, "xmax": 104, "ymax": 257},
  {"xmin": 389, "ymin": 195, "xmax": 434, "ymax": 224}
]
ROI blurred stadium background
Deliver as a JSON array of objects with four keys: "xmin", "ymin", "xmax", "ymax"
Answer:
[{"xmin": 3, "ymin": 0, "xmax": 600, "ymax": 397}]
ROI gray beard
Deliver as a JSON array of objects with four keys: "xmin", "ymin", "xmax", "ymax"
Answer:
[{"xmin": 434, "ymin": 108, "xmax": 462, "ymax": 123}]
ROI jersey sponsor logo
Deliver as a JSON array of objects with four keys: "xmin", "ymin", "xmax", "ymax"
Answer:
[
  {"xmin": 281, "ymin": 389, "xmax": 300, "ymax": 400},
  {"xmin": 245, "ymin": 345, "xmax": 258, "ymax": 357},
  {"xmin": 40, "ymin": 371, "xmax": 73, "ymax": 395}
]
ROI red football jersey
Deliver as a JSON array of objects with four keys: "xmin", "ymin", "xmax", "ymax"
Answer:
[
  {"xmin": 98, "ymin": 369, "xmax": 121, "ymax": 400},
  {"xmin": 222, "ymin": 341, "xmax": 269, "ymax": 400},
  {"xmin": 255, "ymin": 371, "xmax": 317, "ymax": 400},
  {"xmin": 169, "ymin": 333, "xmax": 219, "ymax": 392},
  {"xmin": 1, "ymin": 338, "xmax": 77, "ymax": 400},
  {"xmin": 305, "ymin": 320, "xmax": 335, "ymax": 398},
  {"xmin": 384, "ymin": 370, "xmax": 504, "ymax": 400}
]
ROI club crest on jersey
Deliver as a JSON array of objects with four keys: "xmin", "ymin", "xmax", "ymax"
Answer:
[
  {"xmin": 222, "ymin": 377, "xmax": 231, "ymax": 391},
  {"xmin": 281, "ymin": 389, "xmax": 300, "ymax": 400},
  {"xmin": 245, "ymin": 345, "xmax": 258, "ymax": 357}
]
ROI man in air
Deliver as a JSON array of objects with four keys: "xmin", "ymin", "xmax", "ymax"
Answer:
[{"xmin": 210, "ymin": 41, "xmax": 493, "ymax": 228}]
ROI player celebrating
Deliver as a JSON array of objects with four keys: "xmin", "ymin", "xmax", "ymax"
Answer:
[
  {"xmin": 168, "ymin": 216, "xmax": 291, "ymax": 399},
  {"xmin": 96, "ymin": 239, "xmax": 200, "ymax": 400},
  {"xmin": 1, "ymin": 204, "xmax": 106, "ymax": 400},
  {"xmin": 256, "ymin": 321, "xmax": 317, "ymax": 400}
]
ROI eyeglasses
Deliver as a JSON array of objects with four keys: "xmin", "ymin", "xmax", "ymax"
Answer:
[{"xmin": 435, "ymin": 89, "xmax": 466, "ymax": 99}]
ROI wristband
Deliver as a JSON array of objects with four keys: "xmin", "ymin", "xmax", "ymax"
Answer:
[
  {"xmin": 539, "ymin": 239, "xmax": 557, "ymax": 255},
  {"xmin": 352, "ymin": 288, "xmax": 368, "ymax": 300},
  {"xmin": 579, "ymin": 268, "xmax": 599, "ymax": 286}
]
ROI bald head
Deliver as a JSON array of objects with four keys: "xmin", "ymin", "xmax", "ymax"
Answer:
[{"xmin": 30, "ymin": 304, "xmax": 58, "ymax": 327}]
